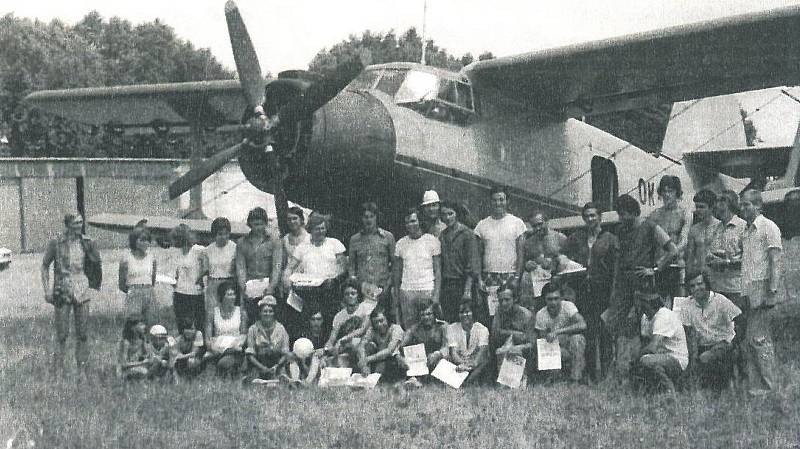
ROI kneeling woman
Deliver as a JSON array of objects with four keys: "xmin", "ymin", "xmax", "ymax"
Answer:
[
  {"xmin": 245, "ymin": 296, "xmax": 297, "ymax": 381},
  {"xmin": 205, "ymin": 281, "xmax": 247, "ymax": 376}
]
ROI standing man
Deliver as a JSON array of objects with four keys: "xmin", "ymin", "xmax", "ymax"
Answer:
[
  {"xmin": 420, "ymin": 190, "xmax": 447, "ymax": 237},
  {"xmin": 41, "ymin": 213, "xmax": 102, "ymax": 379},
  {"xmin": 739, "ymin": 189, "xmax": 783, "ymax": 395},
  {"xmin": 438, "ymin": 200, "xmax": 479, "ymax": 323},
  {"xmin": 474, "ymin": 186, "xmax": 527, "ymax": 324},
  {"xmin": 686, "ymin": 190, "xmax": 720, "ymax": 275},
  {"xmin": 606, "ymin": 194, "xmax": 677, "ymax": 379},
  {"xmin": 236, "ymin": 207, "xmax": 283, "ymax": 327},
  {"xmin": 516, "ymin": 211, "xmax": 567, "ymax": 280},
  {"xmin": 562, "ymin": 202, "xmax": 618, "ymax": 382},
  {"xmin": 349, "ymin": 202, "xmax": 395, "ymax": 313},
  {"xmin": 393, "ymin": 208, "xmax": 442, "ymax": 329},
  {"xmin": 647, "ymin": 175, "xmax": 690, "ymax": 297}
]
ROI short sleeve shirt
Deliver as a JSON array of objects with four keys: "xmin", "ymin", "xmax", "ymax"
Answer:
[
  {"xmin": 349, "ymin": 228, "xmax": 395, "ymax": 287},
  {"xmin": 364, "ymin": 324, "xmax": 404, "ymax": 352},
  {"xmin": 175, "ymin": 245, "xmax": 205, "ymax": 295},
  {"xmin": 474, "ymin": 214, "xmax": 527, "ymax": 273},
  {"xmin": 294, "ymin": 238, "xmax": 346, "ymax": 280},
  {"xmin": 331, "ymin": 307, "xmax": 369, "ymax": 338},
  {"xmin": 447, "ymin": 322, "xmax": 489, "ymax": 361},
  {"xmin": 641, "ymin": 308, "xmax": 688, "ymax": 370},
  {"xmin": 535, "ymin": 301, "xmax": 579, "ymax": 332},
  {"xmin": 520, "ymin": 230, "xmax": 567, "ymax": 266},
  {"xmin": 395, "ymin": 234, "xmax": 441, "ymax": 291},
  {"xmin": 205, "ymin": 240, "xmax": 237, "ymax": 278},
  {"xmin": 492, "ymin": 304, "xmax": 532, "ymax": 345},
  {"xmin": 742, "ymin": 214, "xmax": 782, "ymax": 285},
  {"xmin": 237, "ymin": 231, "xmax": 280, "ymax": 281},
  {"xmin": 618, "ymin": 218, "xmax": 671, "ymax": 271},
  {"xmin": 175, "ymin": 330, "xmax": 204, "ymax": 354},
  {"xmin": 682, "ymin": 292, "xmax": 741, "ymax": 346},
  {"xmin": 707, "ymin": 216, "xmax": 745, "ymax": 293},
  {"xmin": 245, "ymin": 321, "xmax": 290, "ymax": 356}
]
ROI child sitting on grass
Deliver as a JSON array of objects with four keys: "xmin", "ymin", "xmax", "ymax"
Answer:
[
  {"xmin": 116, "ymin": 318, "xmax": 150, "ymax": 380},
  {"xmin": 174, "ymin": 321, "xmax": 205, "ymax": 378},
  {"xmin": 145, "ymin": 324, "xmax": 178, "ymax": 384}
]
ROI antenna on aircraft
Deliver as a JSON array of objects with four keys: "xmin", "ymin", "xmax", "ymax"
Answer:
[{"xmin": 420, "ymin": 0, "xmax": 428, "ymax": 65}]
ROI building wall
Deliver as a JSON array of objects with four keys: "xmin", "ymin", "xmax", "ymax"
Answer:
[
  {"xmin": 20, "ymin": 178, "xmax": 77, "ymax": 253},
  {"xmin": 0, "ymin": 179, "xmax": 22, "ymax": 253}
]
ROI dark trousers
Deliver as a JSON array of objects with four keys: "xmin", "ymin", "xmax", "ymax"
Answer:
[
  {"xmin": 578, "ymin": 281, "xmax": 613, "ymax": 382},
  {"xmin": 173, "ymin": 292, "xmax": 205, "ymax": 333},
  {"xmin": 441, "ymin": 277, "xmax": 470, "ymax": 323}
]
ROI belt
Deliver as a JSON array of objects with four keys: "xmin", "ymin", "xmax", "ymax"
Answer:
[{"xmin": 210, "ymin": 276, "xmax": 234, "ymax": 280}]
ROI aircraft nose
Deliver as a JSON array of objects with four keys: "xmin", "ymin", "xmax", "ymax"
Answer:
[{"xmin": 303, "ymin": 89, "xmax": 396, "ymax": 202}]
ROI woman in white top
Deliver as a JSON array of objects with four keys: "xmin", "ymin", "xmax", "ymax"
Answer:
[
  {"xmin": 171, "ymin": 224, "xmax": 206, "ymax": 333},
  {"xmin": 118, "ymin": 227, "xmax": 157, "ymax": 324},
  {"xmin": 206, "ymin": 281, "xmax": 247, "ymax": 375},
  {"xmin": 282, "ymin": 207, "xmax": 311, "ymax": 268},
  {"xmin": 283, "ymin": 213, "xmax": 346, "ymax": 338},
  {"xmin": 202, "ymin": 217, "xmax": 237, "ymax": 332}
]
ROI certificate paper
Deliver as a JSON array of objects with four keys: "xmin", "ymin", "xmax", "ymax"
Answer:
[
  {"xmin": 536, "ymin": 339, "xmax": 562, "ymax": 371},
  {"xmin": 486, "ymin": 286, "xmax": 499, "ymax": 317},
  {"xmin": 431, "ymin": 359, "xmax": 469, "ymax": 389},
  {"xmin": 319, "ymin": 367, "xmax": 352, "ymax": 387},
  {"xmin": 497, "ymin": 355, "xmax": 526, "ymax": 388},
  {"xmin": 403, "ymin": 344, "xmax": 429, "ymax": 376},
  {"xmin": 287, "ymin": 289, "xmax": 304, "ymax": 312},
  {"xmin": 244, "ymin": 278, "xmax": 269, "ymax": 299}
]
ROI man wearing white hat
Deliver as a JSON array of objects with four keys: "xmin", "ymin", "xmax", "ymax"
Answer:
[{"xmin": 420, "ymin": 190, "xmax": 447, "ymax": 238}]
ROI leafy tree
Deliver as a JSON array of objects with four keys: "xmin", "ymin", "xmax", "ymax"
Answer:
[{"xmin": 0, "ymin": 12, "xmax": 235, "ymax": 158}]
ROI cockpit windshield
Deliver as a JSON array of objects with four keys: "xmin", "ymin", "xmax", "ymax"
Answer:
[{"xmin": 347, "ymin": 66, "xmax": 475, "ymax": 124}]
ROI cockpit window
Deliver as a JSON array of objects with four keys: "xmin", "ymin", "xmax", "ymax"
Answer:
[
  {"xmin": 375, "ymin": 69, "xmax": 409, "ymax": 96},
  {"xmin": 395, "ymin": 71, "xmax": 439, "ymax": 104},
  {"xmin": 349, "ymin": 70, "xmax": 381, "ymax": 90},
  {"xmin": 395, "ymin": 70, "xmax": 475, "ymax": 125}
]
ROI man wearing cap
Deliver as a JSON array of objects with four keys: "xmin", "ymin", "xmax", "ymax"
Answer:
[
  {"xmin": 41, "ymin": 213, "xmax": 102, "ymax": 379},
  {"xmin": 236, "ymin": 207, "xmax": 282, "ymax": 327},
  {"xmin": 420, "ymin": 190, "xmax": 447, "ymax": 238},
  {"xmin": 632, "ymin": 291, "xmax": 688, "ymax": 393}
]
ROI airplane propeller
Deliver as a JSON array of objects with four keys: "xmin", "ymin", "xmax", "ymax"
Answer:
[{"xmin": 168, "ymin": 1, "xmax": 361, "ymax": 233}]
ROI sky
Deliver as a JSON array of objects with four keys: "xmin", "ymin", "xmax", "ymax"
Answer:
[{"xmin": 6, "ymin": 0, "xmax": 800, "ymax": 143}]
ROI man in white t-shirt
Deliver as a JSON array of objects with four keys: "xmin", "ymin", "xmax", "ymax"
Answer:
[
  {"xmin": 474, "ymin": 186, "xmax": 527, "ymax": 324},
  {"xmin": 447, "ymin": 300, "xmax": 490, "ymax": 385},
  {"xmin": 532, "ymin": 282, "xmax": 587, "ymax": 382},
  {"xmin": 393, "ymin": 209, "xmax": 441, "ymax": 330},
  {"xmin": 325, "ymin": 279, "xmax": 370, "ymax": 366},
  {"xmin": 633, "ymin": 292, "xmax": 688, "ymax": 393}
]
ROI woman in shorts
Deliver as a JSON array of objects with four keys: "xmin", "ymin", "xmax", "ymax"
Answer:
[{"xmin": 118, "ymin": 227, "xmax": 157, "ymax": 324}]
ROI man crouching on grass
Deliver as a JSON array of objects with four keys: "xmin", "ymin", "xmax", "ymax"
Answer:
[
  {"xmin": 357, "ymin": 308, "xmax": 405, "ymax": 383},
  {"xmin": 631, "ymin": 291, "xmax": 688, "ymax": 393}
]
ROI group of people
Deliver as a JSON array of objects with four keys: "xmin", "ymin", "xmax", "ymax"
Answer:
[{"xmin": 41, "ymin": 176, "xmax": 789, "ymax": 394}]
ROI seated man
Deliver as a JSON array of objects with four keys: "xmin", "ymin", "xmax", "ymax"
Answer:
[
  {"xmin": 682, "ymin": 270, "xmax": 741, "ymax": 389},
  {"xmin": 398, "ymin": 303, "xmax": 449, "ymax": 387},
  {"xmin": 325, "ymin": 279, "xmax": 370, "ymax": 367},
  {"xmin": 144, "ymin": 324, "xmax": 178, "ymax": 384},
  {"xmin": 631, "ymin": 291, "xmax": 688, "ymax": 393},
  {"xmin": 532, "ymin": 282, "xmax": 587, "ymax": 382},
  {"xmin": 447, "ymin": 300, "xmax": 490, "ymax": 385},
  {"xmin": 492, "ymin": 282, "xmax": 534, "ymax": 376},
  {"xmin": 357, "ymin": 308, "xmax": 405, "ymax": 383},
  {"xmin": 291, "ymin": 311, "xmax": 331, "ymax": 386}
]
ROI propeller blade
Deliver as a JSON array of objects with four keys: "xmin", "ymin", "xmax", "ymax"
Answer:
[
  {"xmin": 225, "ymin": 1, "xmax": 265, "ymax": 109},
  {"xmin": 168, "ymin": 143, "xmax": 243, "ymax": 200},
  {"xmin": 278, "ymin": 60, "xmax": 364, "ymax": 124}
]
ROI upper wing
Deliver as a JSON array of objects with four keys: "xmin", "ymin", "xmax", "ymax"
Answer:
[
  {"xmin": 88, "ymin": 213, "xmax": 252, "ymax": 246},
  {"xmin": 23, "ymin": 80, "xmax": 246, "ymax": 128},
  {"xmin": 464, "ymin": 5, "xmax": 800, "ymax": 118}
]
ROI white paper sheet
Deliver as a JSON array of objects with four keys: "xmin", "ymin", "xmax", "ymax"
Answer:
[
  {"xmin": 431, "ymin": 359, "xmax": 469, "ymax": 389},
  {"xmin": 245, "ymin": 278, "xmax": 269, "ymax": 299},
  {"xmin": 671, "ymin": 296, "xmax": 692, "ymax": 325},
  {"xmin": 287, "ymin": 289, "xmax": 304, "ymax": 312},
  {"xmin": 155, "ymin": 274, "xmax": 177, "ymax": 285},
  {"xmin": 497, "ymin": 355, "xmax": 526, "ymax": 388},
  {"xmin": 486, "ymin": 286, "xmax": 499, "ymax": 317},
  {"xmin": 318, "ymin": 367, "xmax": 353, "ymax": 387},
  {"xmin": 289, "ymin": 273, "xmax": 325, "ymax": 288},
  {"xmin": 536, "ymin": 338, "xmax": 562, "ymax": 371},
  {"xmin": 347, "ymin": 373, "xmax": 381, "ymax": 389},
  {"xmin": 403, "ymin": 343, "xmax": 429, "ymax": 376}
]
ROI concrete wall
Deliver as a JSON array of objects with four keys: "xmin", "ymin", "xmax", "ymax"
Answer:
[
  {"xmin": 20, "ymin": 177, "xmax": 77, "ymax": 253},
  {"xmin": 0, "ymin": 178, "xmax": 22, "ymax": 253}
]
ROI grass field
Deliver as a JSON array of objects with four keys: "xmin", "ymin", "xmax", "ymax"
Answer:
[{"xmin": 1, "ymin": 248, "xmax": 799, "ymax": 448}]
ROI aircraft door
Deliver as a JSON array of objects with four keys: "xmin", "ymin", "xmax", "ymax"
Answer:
[{"xmin": 591, "ymin": 156, "xmax": 618, "ymax": 211}]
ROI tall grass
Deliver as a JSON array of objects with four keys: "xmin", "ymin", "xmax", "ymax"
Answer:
[{"xmin": 1, "ymin": 250, "xmax": 798, "ymax": 448}]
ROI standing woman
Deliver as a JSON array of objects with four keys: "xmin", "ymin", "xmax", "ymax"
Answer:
[
  {"xmin": 203, "ymin": 217, "xmax": 237, "ymax": 334},
  {"xmin": 41, "ymin": 213, "xmax": 102, "ymax": 378},
  {"xmin": 282, "ymin": 207, "xmax": 311, "ymax": 264},
  {"xmin": 283, "ymin": 213, "xmax": 347, "ymax": 338},
  {"xmin": 119, "ymin": 227, "xmax": 157, "ymax": 324},
  {"xmin": 171, "ymin": 224, "xmax": 206, "ymax": 333}
]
